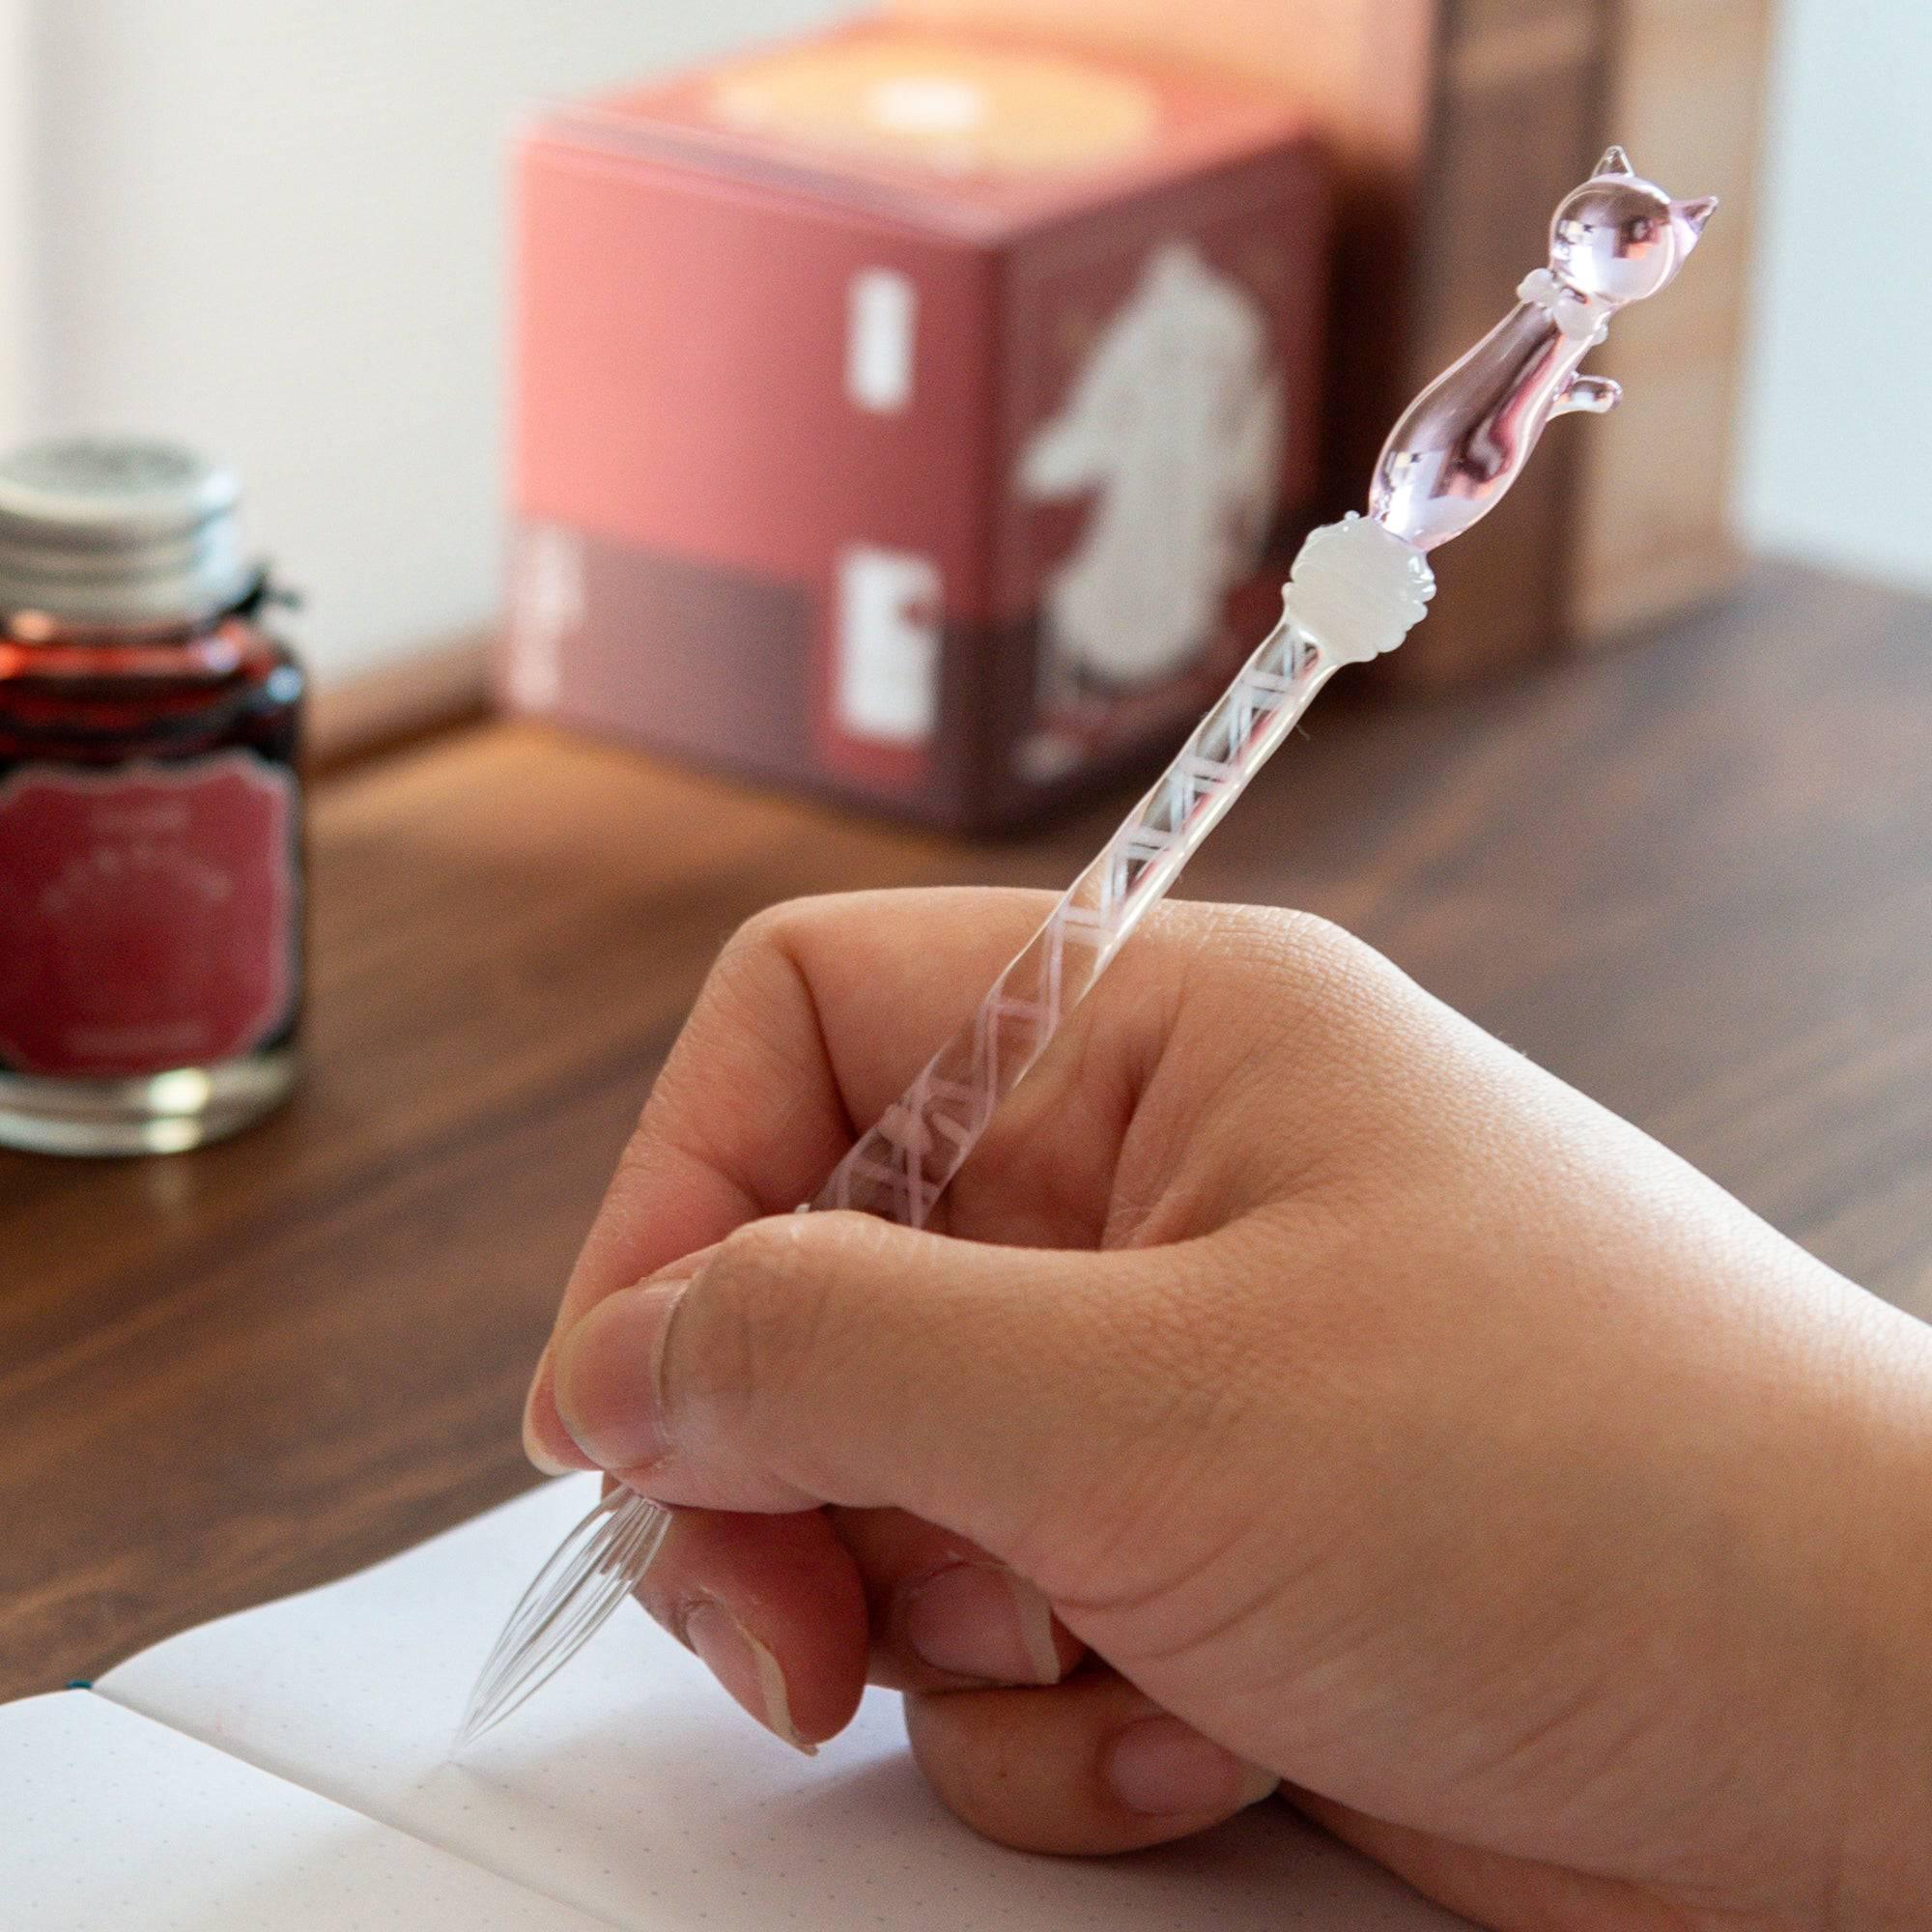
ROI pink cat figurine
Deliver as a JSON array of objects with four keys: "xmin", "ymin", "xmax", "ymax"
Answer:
[{"xmin": 1370, "ymin": 146, "xmax": 1717, "ymax": 553}]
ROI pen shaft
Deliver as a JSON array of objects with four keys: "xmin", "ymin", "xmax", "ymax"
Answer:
[{"xmin": 815, "ymin": 614, "xmax": 1334, "ymax": 1230}]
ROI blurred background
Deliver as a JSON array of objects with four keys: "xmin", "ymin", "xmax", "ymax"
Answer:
[{"xmin": 0, "ymin": 0, "xmax": 1922, "ymax": 694}]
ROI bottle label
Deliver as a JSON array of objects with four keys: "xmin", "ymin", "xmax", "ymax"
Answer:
[{"xmin": 0, "ymin": 753, "xmax": 299, "ymax": 1078}]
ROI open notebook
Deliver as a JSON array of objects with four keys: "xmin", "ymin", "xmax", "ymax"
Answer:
[{"xmin": 3, "ymin": 1476, "xmax": 1473, "ymax": 1928}]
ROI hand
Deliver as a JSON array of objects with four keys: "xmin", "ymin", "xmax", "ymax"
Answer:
[{"xmin": 523, "ymin": 890, "xmax": 1932, "ymax": 1932}]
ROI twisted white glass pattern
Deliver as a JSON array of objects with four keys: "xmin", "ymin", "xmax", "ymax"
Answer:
[{"xmin": 816, "ymin": 612, "xmax": 1333, "ymax": 1223}]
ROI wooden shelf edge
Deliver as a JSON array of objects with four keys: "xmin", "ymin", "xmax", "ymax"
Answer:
[{"xmin": 306, "ymin": 629, "xmax": 496, "ymax": 776}]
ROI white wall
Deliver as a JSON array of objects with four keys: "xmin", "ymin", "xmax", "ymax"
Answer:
[
  {"xmin": 0, "ymin": 3, "xmax": 32, "ymax": 440},
  {"xmin": 7, "ymin": 2, "xmax": 1929, "ymax": 682},
  {"xmin": 19, "ymin": 1, "xmax": 845, "ymax": 680},
  {"xmin": 1735, "ymin": 0, "xmax": 1932, "ymax": 596}
]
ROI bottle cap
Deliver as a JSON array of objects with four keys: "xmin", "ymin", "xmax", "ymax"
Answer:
[{"xmin": 0, "ymin": 437, "xmax": 255, "ymax": 627}]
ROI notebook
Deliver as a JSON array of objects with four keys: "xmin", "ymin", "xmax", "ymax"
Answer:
[{"xmin": 2, "ymin": 1476, "xmax": 1473, "ymax": 1928}]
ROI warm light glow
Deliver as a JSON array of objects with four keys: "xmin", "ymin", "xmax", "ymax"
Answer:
[{"xmin": 145, "ymin": 1068, "xmax": 213, "ymax": 1115}]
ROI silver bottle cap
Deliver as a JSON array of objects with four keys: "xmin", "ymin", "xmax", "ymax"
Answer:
[{"xmin": 0, "ymin": 437, "xmax": 255, "ymax": 626}]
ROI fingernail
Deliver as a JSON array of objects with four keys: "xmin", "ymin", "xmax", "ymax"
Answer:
[
  {"xmin": 1106, "ymin": 1716, "xmax": 1278, "ymax": 1818},
  {"xmin": 553, "ymin": 1279, "xmax": 689, "ymax": 1471},
  {"xmin": 903, "ymin": 1563, "xmax": 1065, "ymax": 1685},
  {"xmin": 523, "ymin": 1345, "xmax": 593, "ymax": 1475},
  {"xmin": 684, "ymin": 1600, "xmax": 814, "ymax": 1754}
]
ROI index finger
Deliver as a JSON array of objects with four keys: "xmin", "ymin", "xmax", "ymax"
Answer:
[{"xmin": 551, "ymin": 888, "xmax": 1065, "ymax": 1341}]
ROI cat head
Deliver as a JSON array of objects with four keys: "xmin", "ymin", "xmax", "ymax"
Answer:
[{"xmin": 1548, "ymin": 146, "xmax": 1716, "ymax": 304}]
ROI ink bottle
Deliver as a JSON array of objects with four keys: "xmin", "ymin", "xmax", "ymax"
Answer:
[{"xmin": 0, "ymin": 439, "xmax": 305, "ymax": 1155}]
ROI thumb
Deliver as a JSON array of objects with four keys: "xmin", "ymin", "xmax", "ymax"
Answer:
[{"xmin": 549, "ymin": 1209, "xmax": 1190, "ymax": 1583}]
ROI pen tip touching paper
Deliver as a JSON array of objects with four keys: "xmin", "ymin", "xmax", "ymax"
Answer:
[{"xmin": 460, "ymin": 1484, "xmax": 672, "ymax": 1743}]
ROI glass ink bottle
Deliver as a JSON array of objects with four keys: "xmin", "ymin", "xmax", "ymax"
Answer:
[{"xmin": 0, "ymin": 438, "xmax": 305, "ymax": 1155}]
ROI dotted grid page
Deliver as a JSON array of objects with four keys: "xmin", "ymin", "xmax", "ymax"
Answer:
[
  {"xmin": 0, "ymin": 1690, "xmax": 616, "ymax": 1931},
  {"xmin": 100, "ymin": 1476, "xmax": 1474, "ymax": 1931}
]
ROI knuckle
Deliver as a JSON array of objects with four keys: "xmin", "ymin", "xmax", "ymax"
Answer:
[
  {"xmin": 685, "ymin": 1216, "xmax": 856, "ymax": 1421},
  {"xmin": 1208, "ymin": 904, "xmax": 1411, "ymax": 1053},
  {"xmin": 1207, "ymin": 902, "xmax": 1376, "ymax": 995},
  {"xmin": 695, "ymin": 902, "xmax": 812, "ymax": 1044},
  {"xmin": 716, "ymin": 895, "xmax": 836, "ymax": 978},
  {"xmin": 632, "ymin": 895, "xmax": 839, "ymax": 1163},
  {"xmin": 1141, "ymin": 899, "xmax": 1378, "ymax": 1016}
]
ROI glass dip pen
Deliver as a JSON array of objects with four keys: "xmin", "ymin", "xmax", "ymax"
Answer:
[{"xmin": 460, "ymin": 147, "xmax": 1715, "ymax": 1746}]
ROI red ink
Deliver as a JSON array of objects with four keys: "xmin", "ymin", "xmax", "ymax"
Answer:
[{"xmin": 0, "ymin": 439, "xmax": 305, "ymax": 1154}]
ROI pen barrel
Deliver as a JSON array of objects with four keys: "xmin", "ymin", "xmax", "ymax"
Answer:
[{"xmin": 813, "ymin": 614, "xmax": 1334, "ymax": 1228}]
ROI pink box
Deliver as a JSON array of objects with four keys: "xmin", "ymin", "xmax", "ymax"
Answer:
[{"xmin": 504, "ymin": 19, "xmax": 1329, "ymax": 828}]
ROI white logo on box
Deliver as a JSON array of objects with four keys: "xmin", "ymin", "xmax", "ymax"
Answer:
[
  {"xmin": 1018, "ymin": 242, "xmax": 1285, "ymax": 694},
  {"xmin": 836, "ymin": 546, "xmax": 942, "ymax": 746},
  {"xmin": 846, "ymin": 270, "xmax": 919, "ymax": 414},
  {"xmin": 508, "ymin": 525, "xmax": 586, "ymax": 712}
]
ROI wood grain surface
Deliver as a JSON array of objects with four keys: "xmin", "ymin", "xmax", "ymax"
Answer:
[{"xmin": 2, "ymin": 560, "xmax": 1927, "ymax": 1703}]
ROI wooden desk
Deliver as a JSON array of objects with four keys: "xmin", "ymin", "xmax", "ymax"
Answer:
[{"xmin": 3, "ymin": 561, "xmax": 1928, "ymax": 1702}]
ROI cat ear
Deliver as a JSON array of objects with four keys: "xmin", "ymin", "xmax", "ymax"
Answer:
[
  {"xmin": 1672, "ymin": 194, "xmax": 1719, "ymax": 236},
  {"xmin": 1595, "ymin": 144, "xmax": 1635, "ymax": 178}
]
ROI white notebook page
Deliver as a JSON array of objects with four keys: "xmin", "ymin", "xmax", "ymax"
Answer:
[
  {"xmin": 102, "ymin": 1476, "xmax": 1472, "ymax": 1930},
  {"xmin": 0, "ymin": 1690, "xmax": 614, "ymax": 1930}
]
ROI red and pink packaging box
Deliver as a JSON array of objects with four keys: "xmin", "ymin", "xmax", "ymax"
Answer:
[{"xmin": 503, "ymin": 20, "xmax": 1329, "ymax": 828}]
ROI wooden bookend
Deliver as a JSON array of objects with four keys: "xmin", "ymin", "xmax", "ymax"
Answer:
[{"xmin": 1572, "ymin": 0, "xmax": 1774, "ymax": 645}]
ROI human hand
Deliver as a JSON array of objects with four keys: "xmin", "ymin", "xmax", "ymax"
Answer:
[{"xmin": 523, "ymin": 890, "xmax": 1932, "ymax": 1931}]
